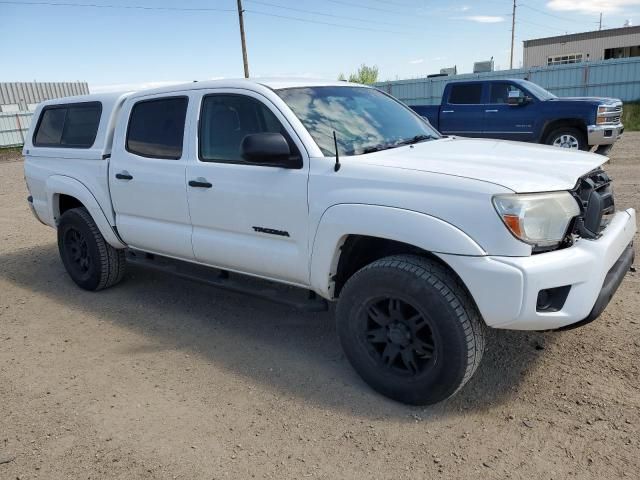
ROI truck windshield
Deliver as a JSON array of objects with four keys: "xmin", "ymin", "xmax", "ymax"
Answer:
[
  {"xmin": 520, "ymin": 81, "xmax": 557, "ymax": 100},
  {"xmin": 276, "ymin": 86, "xmax": 440, "ymax": 156}
]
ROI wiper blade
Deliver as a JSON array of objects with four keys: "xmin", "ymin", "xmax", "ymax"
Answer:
[
  {"xmin": 396, "ymin": 134, "xmax": 433, "ymax": 146},
  {"xmin": 362, "ymin": 143, "xmax": 394, "ymax": 154},
  {"xmin": 361, "ymin": 135, "xmax": 434, "ymax": 154}
]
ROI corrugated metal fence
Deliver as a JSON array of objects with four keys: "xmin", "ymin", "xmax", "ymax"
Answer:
[
  {"xmin": 1, "ymin": 81, "xmax": 89, "ymax": 111},
  {"xmin": 375, "ymin": 57, "xmax": 640, "ymax": 106},
  {"xmin": 0, "ymin": 111, "xmax": 32, "ymax": 148}
]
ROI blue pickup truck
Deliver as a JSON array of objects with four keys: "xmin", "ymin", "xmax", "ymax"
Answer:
[{"xmin": 411, "ymin": 79, "xmax": 624, "ymax": 155}]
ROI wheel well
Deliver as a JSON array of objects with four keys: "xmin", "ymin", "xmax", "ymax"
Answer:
[
  {"xmin": 57, "ymin": 194, "xmax": 84, "ymax": 219},
  {"xmin": 333, "ymin": 235, "xmax": 445, "ymax": 297},
  {"xmin": 541, "ymin": 119, "xmax": 587, "ymax": 143}
]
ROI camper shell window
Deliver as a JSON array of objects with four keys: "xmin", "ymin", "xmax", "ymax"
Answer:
[{"xmin": 33, "ymin": 102, "xmax": 102, "ymax": 148}]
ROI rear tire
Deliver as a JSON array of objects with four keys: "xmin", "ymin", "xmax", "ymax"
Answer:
[
  {"xmin": 336, "ymin": 255, "xmax": 485, "ymax": 405},
  {"xmin": 545, "ymin": 127, "xmax": 588, "ymax": 151},
  {"xmin": 57, "ymin": 207, "xmax": 126, "ymax": 291}
]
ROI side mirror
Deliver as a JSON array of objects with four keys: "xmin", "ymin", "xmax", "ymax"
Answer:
[
  {"xmin": 241, "ymin": 133, "xmax": 300, "ymax": 168},
  {"xmin": 507, "ymin": 94, "xmax": 531, "ymax": 106}
]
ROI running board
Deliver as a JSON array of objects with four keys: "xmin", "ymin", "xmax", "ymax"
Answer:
[{"xmin": 126, "ymin": 251, "xmax": 329, "ymax": 312}]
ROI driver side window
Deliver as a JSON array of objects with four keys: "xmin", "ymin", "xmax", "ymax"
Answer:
[
  {"xmin": 489, "ymin": 83, "xmax": 525, "ymax": 104},
  {"xmin": 198, "ymin": 94, "xmax": 298, "ymax": 164}
]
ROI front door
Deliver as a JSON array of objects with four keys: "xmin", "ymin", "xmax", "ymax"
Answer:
[
  {"xmin": 109, "ymin": 93, "xmax": 194, "ymax": 259},
  {"xmin": 483, "ymin": 82, "xmax": 536, "ymax": 142},
  {"xmin": 186, "ymin": 90, "xmax": 310, "ymax": 285}
]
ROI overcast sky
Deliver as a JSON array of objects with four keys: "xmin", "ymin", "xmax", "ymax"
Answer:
[{"xmin": 2, "ymin": 0, "xmax": 639, "ymax": 92}]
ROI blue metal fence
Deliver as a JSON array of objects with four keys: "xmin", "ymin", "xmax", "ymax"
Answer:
[{"xmin": 376, "ymin": 57, "xmax": 640, "ymax": 106}]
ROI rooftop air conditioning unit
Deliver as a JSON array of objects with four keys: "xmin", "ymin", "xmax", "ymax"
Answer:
[
  {"xmin": 473, "ymin": 59, "xmax": 494, "ymax": 73},
  {"xmin": 440, "ymin": 66, "xmax": 458, "ymax": 76}
]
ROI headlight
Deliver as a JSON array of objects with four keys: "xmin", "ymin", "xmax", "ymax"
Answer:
[{"xmin": 493, "ymin": 192, "xmax": 580, "ymax": 248}]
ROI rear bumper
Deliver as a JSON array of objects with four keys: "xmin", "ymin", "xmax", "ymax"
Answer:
[
  {"xmin": 587, "ymin": 123, "xmax": 624, "ymax": 146},
  {"xmin": 439, "ymin": 208, "xmax": 636, "ymax": 331}
]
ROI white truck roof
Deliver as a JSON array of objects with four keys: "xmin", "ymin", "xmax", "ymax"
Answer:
[{"xmin": 24, "ymin": 78, "xmax": 364, "ymax": 159}]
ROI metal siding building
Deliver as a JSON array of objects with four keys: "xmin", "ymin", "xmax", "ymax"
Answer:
[
  {"xmin": 375, "ymin": 57, "xmax": 640, "ymax": 106},
  {"xmin": 523, "ymin": 26, "xmax": 640, "ymax": 68},
  {"xmin": 0, "ymin": 81, "xmax": 89, "ymax": 112}
]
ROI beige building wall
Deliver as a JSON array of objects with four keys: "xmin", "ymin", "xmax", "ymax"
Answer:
[{"xmin": 523, "ymin": 27, "xmax": 640, "ymax": 67}]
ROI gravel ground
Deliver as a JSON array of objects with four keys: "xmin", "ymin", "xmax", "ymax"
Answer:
[{"xmin": 1, "ymin": 137, "xmax": 639, "ymax": 480}]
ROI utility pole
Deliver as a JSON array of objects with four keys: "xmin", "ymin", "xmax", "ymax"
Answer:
[
  {"xmin": 510, "ymin": 0, "xmax": 516, "ymax": 70},
  {"xmin": 599, "ymin": 12, "xmax": 603, "ymax": 30},
  {"xmin": 237, "ymin": 0, "xmax": 250, "ymax": 78}
]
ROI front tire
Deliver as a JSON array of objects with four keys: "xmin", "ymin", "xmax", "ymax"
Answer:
[
  {"xmin": 57, "ymin": 207, "xmax": 126, "ymax": 291},
  {"xmin": 545, "ymin": 127, "xmax": 588, "ymax": 151},
  {"xmin": 336, "ymin": 255, "xmax": 485, "ymax": 405}
]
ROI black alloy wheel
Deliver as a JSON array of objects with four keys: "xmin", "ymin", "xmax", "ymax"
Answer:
[
  {"xmin": 362, "ymin": 297, "xmax": 436, "ymax": 377},
  {"xmin": 63, "ymin": 227, "xmax": 92, "ymax": 280}
]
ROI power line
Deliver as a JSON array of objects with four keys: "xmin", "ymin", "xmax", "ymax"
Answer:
[
  {"xmin": 368, "ymin": 0, "xmax": 415, "ymax": 7},
  {"xmin": 245, "ymin": 10, "xmax": 405, "ymax": 34},
  {"xmin": 518, "ymin": 18, "xmax": 571, "ymax": 34},
  {"xmin": 519, "ymin": 3, "xmax": 576, "ymax": 23},
  {"xmin": 0, "ymin": 0, "xmax": 234, "ymax": 12},
  {"xmin": 2, "ymin": 0, "xmax": 410, "ymax": 33},
  {"xmin": 371, "ymin": 0, "xmax": 416, "ymax": 8},
  {"xmin": 324, "ymin": 0, "xmax": 414, "ymax": 17},
  {"xmin": 244, "ymin": 0, "xmax": 415, "ymax": 29}
]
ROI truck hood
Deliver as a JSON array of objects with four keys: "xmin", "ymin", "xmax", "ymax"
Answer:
[
  {"xmin": 361, "ymin": 137, "xmax": 606, "ymax": 193},
  {"xmin": 548, "ymin": 96, "xmax": 621, "ymax": 105}
]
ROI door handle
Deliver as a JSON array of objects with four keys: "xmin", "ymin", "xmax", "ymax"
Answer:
[
  {"xmin": 442, "ymin": 110, "xmax": 455, "ymax": 113},
  {"xmin": 189, "ymin": 179, "xmax": 213, "ymax": 188},
  {"xmin": 115, "ymin": 171, "xmax": 133, "ymax": 180},
  {"xmin": 485, "ymin": 109, "xmax": 499, "ymax": 113}
]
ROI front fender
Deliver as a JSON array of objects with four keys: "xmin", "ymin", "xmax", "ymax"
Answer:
[
  {"xmin": 45, "ymin": 175, "xmax": 126, "ymax": 249},
  {"xmin": 309, "ymin": 204, "xmax": 485, "ymax": 297}
]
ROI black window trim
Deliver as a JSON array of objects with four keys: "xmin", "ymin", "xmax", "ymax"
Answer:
[
  {"xmin": 125, "ymin": 95, "xmax": 189, "ymax": 160},
  {"xmin": 197, "ymin": 92, "xmax": 302, "ymax": 168},
  {"xmin": 32, "ymin": 101, "xmax": 102, "ymax": 149}
]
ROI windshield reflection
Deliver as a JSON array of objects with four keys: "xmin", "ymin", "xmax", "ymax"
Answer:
[{"xmin": 277, "ymin": 86, "xmax": 439, "ymax": 156}]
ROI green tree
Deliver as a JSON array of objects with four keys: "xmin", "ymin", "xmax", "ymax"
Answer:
[{"xmin": 337, "ymin": 64, "xmax": 379, "ymax": 85}]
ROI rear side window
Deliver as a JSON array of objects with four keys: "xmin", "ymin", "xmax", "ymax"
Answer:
[
  {"xmin": 448, "ymin": 84, "xmax": 483, "ymax": 104},
  {"xmin": 126, "ymin": 97, "xmax": 188, "ymax": 159},
  {"xmin": 33, "ymin": 102, "xmax": 101, "ymax": 148}
]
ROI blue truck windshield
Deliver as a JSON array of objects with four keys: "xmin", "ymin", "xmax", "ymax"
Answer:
[
  {"xmin": 277, "ymin": 86, "xmax": 440, "ymax": 156},
  {"xmin": 520, "ymin": 81, "xmax": 557, "ymax": 100}
]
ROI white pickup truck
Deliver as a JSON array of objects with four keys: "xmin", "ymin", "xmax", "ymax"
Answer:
[{"xmin": 23, "ymin": 79, "xmax": 636, "ymax": 405}]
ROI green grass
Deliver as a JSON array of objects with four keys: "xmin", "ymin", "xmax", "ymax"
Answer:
[
  {"xmin": 623, "ymin": 103, "xmax": 640, "ymax": 131},
  {"xmin": 0, "ymin": 146, "xmax": 23, "ymax": 153}
]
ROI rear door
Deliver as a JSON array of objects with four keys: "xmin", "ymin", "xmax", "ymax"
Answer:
[
  {"xmin": 438, "ymin": 82, "xmax": 485, "ymax": 137},
  {"xmin": 109, "ymin": 93, "xmax": 195, "ymax": 259},
  {"xmin": 185, "ymin": 89, "xmax": 310, "ymax": 285},
  {"xmin": 483, "ymin": 82, "xmax": 536, "ymax": 142}
]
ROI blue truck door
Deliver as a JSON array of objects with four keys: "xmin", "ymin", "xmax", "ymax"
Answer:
[
  {"xmin": 483, "ymin": 82, "xmax": 536, "ymax": 142},
  {"xmin": 439, "ymin": 82, "xmax": 485, "ymax": 137}
]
